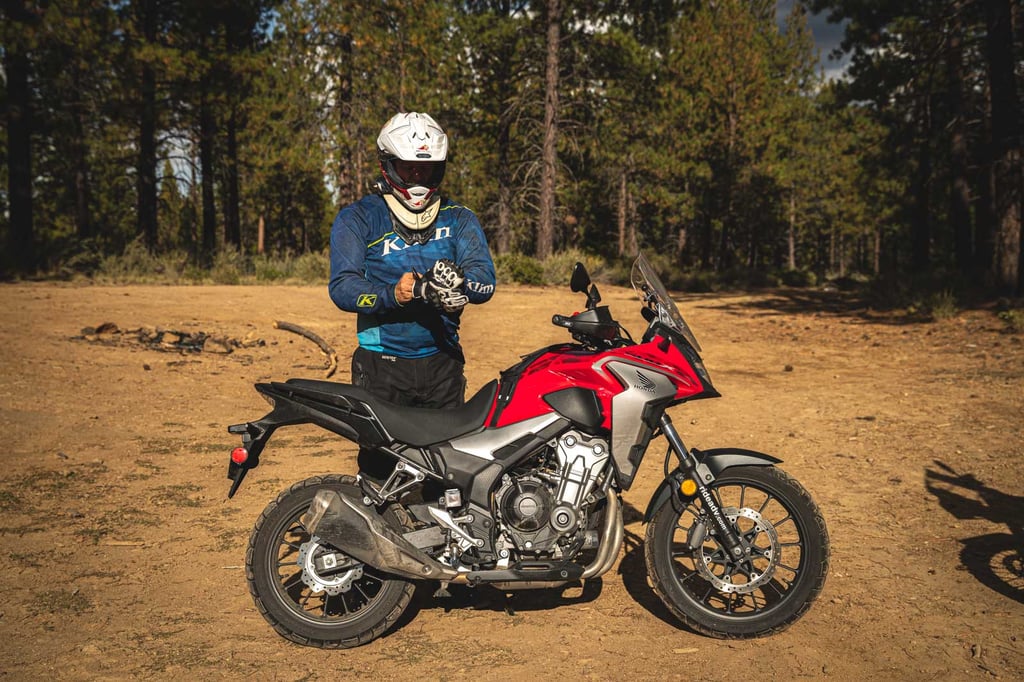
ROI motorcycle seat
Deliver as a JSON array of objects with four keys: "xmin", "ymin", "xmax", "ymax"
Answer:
[{"xmin": 282, "ymin": 378, "xmax": 498, "ymax": 446}]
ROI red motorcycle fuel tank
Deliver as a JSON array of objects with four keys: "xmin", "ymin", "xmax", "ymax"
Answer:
[{"xmin": 488, "ymin": 335, "xmax": 707, "ymax": 430}]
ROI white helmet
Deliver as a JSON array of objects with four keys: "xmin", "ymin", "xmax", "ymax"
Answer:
[{"xmin": 377, "ymin": 112, "xmax": 448, "ymax": 214}]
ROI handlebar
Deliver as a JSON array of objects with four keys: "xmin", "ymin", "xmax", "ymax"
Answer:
[{"xmin": 551, "ymin": 314, "xmax": 573, "ymax": 329}]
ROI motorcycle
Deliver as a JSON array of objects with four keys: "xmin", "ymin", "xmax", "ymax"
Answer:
[{"xmin": 226, "ymin": 252, "xmax": 829, "ymax": 647}]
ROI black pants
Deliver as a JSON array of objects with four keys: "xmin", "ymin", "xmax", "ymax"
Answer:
[{"xmin": 352, "ymin": 347, "xmax": 466, "ymax": 480}]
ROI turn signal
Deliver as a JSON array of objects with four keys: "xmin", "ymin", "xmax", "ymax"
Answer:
[
  {"xmin": 680, "ymin": 478, "xmax": 697, "ymax": 496},
  {"xmin": 231, "ymin": 447, "xmax": 249, "ymax": 465}
]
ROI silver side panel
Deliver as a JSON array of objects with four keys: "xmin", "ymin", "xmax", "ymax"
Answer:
[
  {"xmin": 594, "ymin": 359, "xmax": 678, "ymax": 481},
  {"xmin": 448, "ymin": 413, "xmax": 563, "ymax": 461}
]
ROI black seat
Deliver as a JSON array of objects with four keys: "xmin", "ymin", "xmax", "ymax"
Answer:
[{"xmin": 281, "ymin": 378, "xmax": 498, "ymax": 447}]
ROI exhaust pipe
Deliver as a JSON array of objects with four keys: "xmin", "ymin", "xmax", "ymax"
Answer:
[
  {"xmin": 302, "ymin": 489, "xmax": 458, "ymax": 581},
  {"xmin": 581, "ymin": 491, "xmax": 623, "ymax": 579}
]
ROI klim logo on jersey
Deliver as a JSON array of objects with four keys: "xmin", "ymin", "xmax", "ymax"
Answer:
[
  {"xmin": 356, "ymin": 294, "xmax": 377, "ymax": 308},
  {"xmin": 381, "ymin": 226, "xmax": 452, "ymax": 256}
]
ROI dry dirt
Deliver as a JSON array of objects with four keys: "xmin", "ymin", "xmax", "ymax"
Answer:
[{"xmin": 1, "ymin": 280, "xmax": 1022, "ymax": 681}]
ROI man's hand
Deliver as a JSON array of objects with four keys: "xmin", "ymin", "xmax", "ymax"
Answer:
[{"xmin": 394, "ymin": 272, "xmax": 417, "ymax": 304}]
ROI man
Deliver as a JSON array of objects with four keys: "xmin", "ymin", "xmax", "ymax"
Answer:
[{"xmin": 328, "ymin": 112, "xmax": 496, "ymax": 480}]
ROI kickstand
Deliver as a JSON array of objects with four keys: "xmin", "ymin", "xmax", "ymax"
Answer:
[{"xmin": 433, "ymin": 581, "xmax": 452, "ymax": 599}]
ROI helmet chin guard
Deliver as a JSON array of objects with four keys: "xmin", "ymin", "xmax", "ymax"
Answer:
[{"xmin": 382, "ymin": 193, "xmax": 441, "ymax": 244}]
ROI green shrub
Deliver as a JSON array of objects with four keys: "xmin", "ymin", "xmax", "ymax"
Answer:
[
  {"xmin": 541, "ymin": 249, "xmax": 611, "ymax": 285},
  {"xmin": 97, "ymin": 239, "xmax": 188, "ymax": 283},
  {"xmin": 495, "ymin": 253, "xmax": 544, "ymax": 285},
  {"xmin": 253, "ymin": 254, "xmax": 288, "ymax": 282},
  {"xmin": 682, "ymin": 271, "xmax": 718, "ymax": 293},
  {"xmin": 926, "ymin": 289, "xmax": 959, "ymax": 321},
  {"xmin": 998, "ymin": 309, "xmax": 1024, "ymax": 333},
  {"xmin": 630, "ymin": 252, "xmax": 696, "ymax": 291},
  {"xmin": 210, "ymin": 249, "xmax": 245, "ymax": 284},
  {"xmin": 292, "ymin": 250, "xmax": 330, "ymax": 283},
  {"xmin": 779, "ymin": 268, "xmax": 817, "ymax": 288}
]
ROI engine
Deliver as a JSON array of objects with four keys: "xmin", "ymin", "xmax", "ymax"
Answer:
[{"xmin": 493, "ymin": 430, "xmax": 611, "ymax": 558}]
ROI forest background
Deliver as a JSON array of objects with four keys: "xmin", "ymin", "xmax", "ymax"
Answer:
[{"xmin": 1, "ymin": 0, "xmax": 1022, "ymax": 301}]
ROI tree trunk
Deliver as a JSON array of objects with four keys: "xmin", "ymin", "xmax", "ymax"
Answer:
[
  {"xmin": 910, "ymin": 98, "xmax": 933, "ymax": 273},
  {"xmin": 947, "ymin": 4, "xmax": 973, "ymax": 279},
  {"xmin": 495, "ymin": 106, "xmax": 513, "ymax": 254},
  {"xmin": 617, "ymin": 170, "xmax": 628, "ymax": 257},
  {"xmin": 199, "ymin": 89, "xmax": 218, "ymax": 264},
  {"xmin": 974, "ymin": 117, "xmax": 996, "ymax": 277},
  {"xmin": 225, "ymin": 104, "xmax": 241, "ymax": 249},
  {"xmin": 536, "ymin": 0, "xmax": 561, "ymax": 260},
  {"xmin": 5, "ymin": 45, "xmax": 34, "ymax": 273},
  {"xmin": 873, "ymin": 227, "xmax": 881, "ymax": 275},
  {"xmin": 788, "ymin": 192, "xmax": 796, "ymax": 270},
  {"xmin": 70, "ymin": 63, "xmax": 93, "ymax": 242},
  {"xmin": 337, "ymin": 32, "xmax": 356, "ymax": 205},
  {"xmin": 137, "ymin": 0, "xmax": 158, "ymax": 252},
  {"xmin": 985, "ymin": 0, "xmax": 1022, "ymax": 294}
]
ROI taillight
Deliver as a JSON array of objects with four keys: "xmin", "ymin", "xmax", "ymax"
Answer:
[{"xmin": 231, "ymin": 447, "xmax": 249, "ymax": 465}]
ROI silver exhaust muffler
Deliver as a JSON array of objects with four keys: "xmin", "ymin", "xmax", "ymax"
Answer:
[{"xmin": 302, "ymin": 489, "xmax": 458, "ymax": 581}]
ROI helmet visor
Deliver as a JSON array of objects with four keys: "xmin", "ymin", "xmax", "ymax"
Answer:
[{"xmin": 392, "ymin": 159, "xmax": 445, "ymax": 189}]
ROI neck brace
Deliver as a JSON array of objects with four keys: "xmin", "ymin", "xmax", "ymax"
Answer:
[{"xmin": 384, "ymin": 193, "xmax": 441, "ymax": 233}]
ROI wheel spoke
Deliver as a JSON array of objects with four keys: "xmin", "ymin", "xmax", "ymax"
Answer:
[
  {"xmin": 353, "ymin": 582, "xmax": 372, "ymax": 602},
  {"xmin": 678, "ymin": 566, "xmax": 701, "ymax": 583},
  {"xmin": 280, "ymin": 571, "xmax": 303, "ymax": 589},
  {"xmin": 724, "ymin": 591, "xmax": 737, "ymax": 614}
]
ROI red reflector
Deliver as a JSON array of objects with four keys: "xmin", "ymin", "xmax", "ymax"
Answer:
[{"xmin": 231, "ymin": 447, "xmax": 249, "ymax": 465}]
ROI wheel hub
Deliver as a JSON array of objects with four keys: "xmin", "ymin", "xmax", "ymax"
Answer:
[
  {"xmin": 297, "ymin": 536, "xmax": 363, "ymax": 596},
  {"xmin": 695, "ymin": 507, "xmax": 780, "ymax": 594}
]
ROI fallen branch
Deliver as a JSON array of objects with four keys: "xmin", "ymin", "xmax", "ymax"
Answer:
[{"xmin": 274, "ymin": 320, "xmax": 338, "ymax": 378}]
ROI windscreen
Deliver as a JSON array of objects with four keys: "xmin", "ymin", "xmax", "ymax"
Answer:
[{"xmin": 631, "ymin": 252, "xmax": 702, "ymax": 352}]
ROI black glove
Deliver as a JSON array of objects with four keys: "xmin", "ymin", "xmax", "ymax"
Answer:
[
  {"xmin": 428, "ymin": 259, "xmax": 465, "ymax": 290},
  {"xmin": 412, "ymin": 259, "xmax": 468, "ymax": 312}
]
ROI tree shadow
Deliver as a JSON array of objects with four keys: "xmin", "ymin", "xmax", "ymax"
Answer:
[
  {"xmin": 925, "ymin": 461, "xmax": 1024, "ymax": 603},
  {"xmin": 687, "ymin": 288, "xmax": 932, "ymax": 327},
  {"xmin": 677, "ymin": 284, "xmax": 1019, "ymax": 330}
]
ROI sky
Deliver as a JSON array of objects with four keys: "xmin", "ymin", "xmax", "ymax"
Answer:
[{"xmin": 776, "ymin": 0, "xmax": 852, "ymax": 80}]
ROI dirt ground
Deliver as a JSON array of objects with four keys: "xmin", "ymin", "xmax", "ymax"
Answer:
[{"xmin": 0, "ymin": 279, "xmax": 1022, "ymax": 681}]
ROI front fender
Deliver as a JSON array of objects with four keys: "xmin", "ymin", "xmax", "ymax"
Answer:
[{"xmin": 642, "ymin": 448, "xmax": 781, "ymax": 523}]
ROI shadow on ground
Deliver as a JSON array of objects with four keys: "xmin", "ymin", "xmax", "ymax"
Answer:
[{"xmin": 926, "ymin": 461, "xmax": 1024, "ymax": 603}]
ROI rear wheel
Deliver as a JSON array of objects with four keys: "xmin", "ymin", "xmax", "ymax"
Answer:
[
  {"xmin": 245, "ymin": 474, "xmax": 415, "ymax": 648},
  {"xmin": 645, "ymin": 465, "xmax": 829, "ymax": 638}
]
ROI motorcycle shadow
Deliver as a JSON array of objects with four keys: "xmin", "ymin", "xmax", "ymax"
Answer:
[
  {"xmin": 401, "ymin": 576, "xmax": 604, "ymax": 624},
  {"xmin": 616, "ymin": 500, "xmax": 689, "ymax": 630},
  {"xmin": 926, "ymin": 460, "xmax": 1024, "ymax": 604},
  {"xmin": 387, "ymin": 500, "xmax": 688, "ymax": 639}
]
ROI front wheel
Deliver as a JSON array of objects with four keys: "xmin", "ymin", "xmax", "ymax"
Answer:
[
  {"xmin": 245, "ymin": 474, "xmax": 415, "ymax": 648},
  {"xmin": 645, "ymin": 465, "xmax": 829, "ymax": 638}
]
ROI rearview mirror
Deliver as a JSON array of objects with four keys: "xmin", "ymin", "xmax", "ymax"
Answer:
[
  {"xmin": 570, "ymin": 262, "xmax": 591, "ymax": 293},
  {"xmin": 570, "ymin": 262, "xmax": 601, "ymax": 309}
]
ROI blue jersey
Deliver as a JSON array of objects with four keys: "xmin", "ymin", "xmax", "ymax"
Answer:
[{"xmin": 328, "ymin": 194, "xmax": 496, "ymax": 359}]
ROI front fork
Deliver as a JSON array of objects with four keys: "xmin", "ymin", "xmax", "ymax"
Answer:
[{"xmin": 659, "ymin": 413, "xmax": 749, "ymax": 562}]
